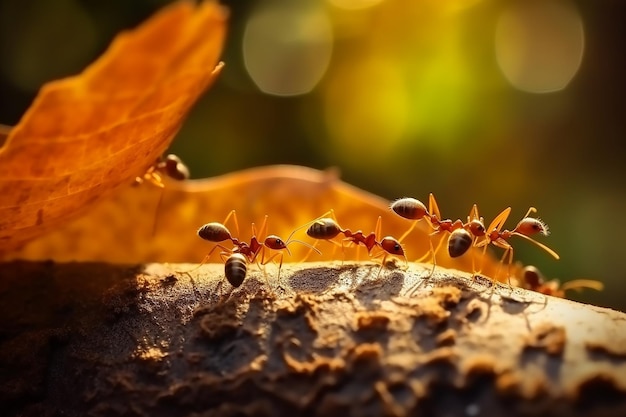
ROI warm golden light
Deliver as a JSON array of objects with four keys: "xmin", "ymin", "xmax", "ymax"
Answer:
[
  {"xmin": 327, "ymin": 0, "xmax": 385, "ymax": 11},
  {"xmin": 323, "ymin": 58, "xmax": 409, "ymax": 164},
  {"xmin": 243, "ymin": 4, "xmax": 333, "ymax": 97},
  {"xmin": 495, "ymin": 1, "xmax": 585, "ymax": 93}
]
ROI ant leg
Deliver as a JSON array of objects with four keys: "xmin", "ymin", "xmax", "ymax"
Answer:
[
  {"xmin": 301, "ymin": 240, "xmax": 320, "ymax": 263},
  {"xmin": 375, "ymin": 216, "xmax": 382, "ymax": 241},
  {"xmin": 257, "ymin": 247, "xmax": 276, "ymax": 294},
  {"xmin": 432, "ymin": 231, "xmax": 446, "ymax": 256},
  {"xmin": 149, "ymin": 172, "xmax": 165, "ymax": 188},
  {"xmin": 262, "ymin": 251, "xmax": 285, "ymax": 291},
  {"xmin": 426, "ymin": 238, "xmax": 437, "ymax": 278},
  {"xmin": 340, "ymin": 238, "xmax": 351, "ymax": 264},
  {"xmin": 470, "ymin": 237, "xmax": 480, "ymax": 277},
  {"xmin": 492, "ymin": 245, "xmax": 513, "ymax": 289},
  {"xmin": 405, "ymin": 237, "xmax": 437, "ymax": 296},
  {"xmin": 466, "ymin": 242, "xmax": 491, "ymax": 291},
  {"xmin": 488, "ymin": 207, "xmax": 512, "ymax": 234},
  {"xmin": 222, "ymin": 210, "xmax": 240, "ymax": 239},
  {"xmin": 255, "ymin": 215, "xmax": 269, "ymax": 241},
  {"xmin": 150, "ymin": 186, "xmax": 166, "ymax": 237},
  {"xmin": 428, "ymin": 193, "xmax": 442, "ymax": 221},
  {"xmin": 214, "ymin": 279, "xmax": 224, "ymax": 301},
  {"xmin": 414, "ymin": 235, "xmax": 437, "ymax": 278},
  {"xmin": 303, "ymin": 238, "xmax": 342, "ymax": 263},
  {"xmin": 248, "ymin": 246, "xmax": 274, "ymax": 295},
  {"xmin": 415, "ymin": 234, "xmax": 434, "ymax": 263},
  {"xmin": 135, "ymin": 161, "xmax": 161, "ymax": 187},
  {"xmin": 475, "ymin": 241, "xmax": 489, "ymax": 276},
  {"xmin": 375, "ymin": 251, "xmax": 388, "ymax": 280},
  {"xmin": 505, "ymin": 247, "xmax": 515, "ymax": 289},
  {"xmin": 217, "ymin": 282, "xmax": 235, "ymax": 305},
  {"xmin": 184, "ymin": 244, "xmax": 232, "ymax": 273},
  {"xmin": 398, "ymin": 220, "xmax": 420, "ymax": 244}
]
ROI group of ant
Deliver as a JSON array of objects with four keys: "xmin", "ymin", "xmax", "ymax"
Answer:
[{"xmin": 137, "ymin": 154, "xmax": 604, "ymax": 299}]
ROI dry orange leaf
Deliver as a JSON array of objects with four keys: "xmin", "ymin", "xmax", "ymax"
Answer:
[
  {"xmin": 0, "ymin": 0, "xmax": 227, "ymax": 251},
  {"xmin": 2, "ymin": 164, "xmax": 516, "ymax": 282}
]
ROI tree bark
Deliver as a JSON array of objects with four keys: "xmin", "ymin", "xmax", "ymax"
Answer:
[{"xmin": 1, "ymin": 260, "xmax": 625, "ymax": 417}]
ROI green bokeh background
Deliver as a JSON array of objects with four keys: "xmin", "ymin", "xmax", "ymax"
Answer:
[{"xmin": 1, "ymin": 0, "xmax": 624, "ymax": 311}]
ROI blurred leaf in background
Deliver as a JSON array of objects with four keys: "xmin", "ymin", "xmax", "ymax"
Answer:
[{"xmin": 1, "ymin": 0, "xmax": 624, "ymax": 311}]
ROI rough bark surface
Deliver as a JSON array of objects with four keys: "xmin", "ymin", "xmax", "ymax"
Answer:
[{"xmin": 1, "ymin": 260, "xmax": 625, "ymax": 417}]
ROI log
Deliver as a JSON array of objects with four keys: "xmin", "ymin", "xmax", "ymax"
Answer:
[{"xmin": 1, "ymin": 260, "xmax": 625, "ymax": 417}]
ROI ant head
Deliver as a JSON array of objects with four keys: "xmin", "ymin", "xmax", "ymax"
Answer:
[
  {"xmin": 448, "ymin": 229, "xmax": 472, "ymax": 258},
  {"xmin": 306, "ymin": 218, "xmax": 342, "ymax": 240},
  {"xmin": 163, "ymin": 154, "xmax": 190, "ymax": 181},
  {"xmin": 390, "ymin": 198, "xmax": 428, "ymax": 220},
  {"xmin": 264, "ymin": 235, "xmax": 288, "ymax": 251},
  {"xmin": 197, "ymin": 222, "xmax": 232, "ymax": 242},
  {"xmin": 515, "ymin": 218, "xmax": 549, "ymax": 237},
  {"xmin": 380, "ymin": 237, "xmax": 404, "ymax": 256}
]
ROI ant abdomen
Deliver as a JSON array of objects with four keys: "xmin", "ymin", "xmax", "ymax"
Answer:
[
  {"xmin": 162, "ymin": 154, "xmax": 190, "ymax": 181},
  {"xmin": 197, "ymin": 222, "xmax": 232, "ymax": 242},
  {"xmin": 307, "ymin": 218, "xmax": 342, "ymax": 240},
  {"xmin": 448, "ymin": 228, "xmax": 472, "ymax": 258},
  {"xmin": 390, "ymin": 198, "xmax": 428, "ymax": 220},
  {"xmin": 225, "ymin": 253, "xmax": 247, "ymax": 287}
]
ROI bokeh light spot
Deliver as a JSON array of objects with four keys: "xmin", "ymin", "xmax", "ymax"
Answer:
[
  {"xmin": 495, "ymin": 1, "xmax": 584, "ymax": 94},
  {"xmin": 243, "ymin": 4, "xmax": 333, "ymax": 97},
  {"xmin": 324, "ymin": 59, "xmax": 409, "ymax": 163}
]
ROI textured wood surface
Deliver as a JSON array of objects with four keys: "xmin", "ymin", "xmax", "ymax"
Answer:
[{"xmin": 1, "ymin": 260, "xmax": 625, "ymax": 417}]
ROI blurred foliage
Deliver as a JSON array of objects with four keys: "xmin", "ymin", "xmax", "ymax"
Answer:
[{"xmin": 0, "ymin": 0, "xmax": 624, "ymax": 311}]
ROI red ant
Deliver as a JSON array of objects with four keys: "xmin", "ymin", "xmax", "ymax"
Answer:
[
  {"xmin": 390, "ymin": 194, "xmax": 486, "ymax": 275},
  {"xmin": 197, "ymin": 210, "xmax": 320, "ymax": 290},
  {"xmin": 134, "ymin": 154, "xmax": 190, "ymax": 187},
  {"xmin": 475, "ymin": 207, "xmax": 559, "ymax": 286},
  {"xmin": 303, "ymin": 210, "xmax": 407, "ymax": 276},
  {"xmin": 134, "ymin": 154, "xmax": 190, "ymax": 236},
  {"xmin": 520, "ymin": 265, "xmax": 604, "ymax": 298}
]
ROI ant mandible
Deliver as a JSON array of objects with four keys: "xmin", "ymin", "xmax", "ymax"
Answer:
[
  {"xmin": 304, "ymin": 210, "xmax": 407, "ymax": 276},
  {"xmin": 197, "ymin": 210, "xmax": 319, "ymax": 290},
  {"xmin": 475, "ymin": 207, "xmax": 560, "ymax": 286}
]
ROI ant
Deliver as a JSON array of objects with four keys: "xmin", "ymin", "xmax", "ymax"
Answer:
[
  {"xmin": 134, "ymin": 154, "xmax": 190, "ymax": 187},
  {"xmin": 390, "ymin": 194, "xmax": 486, "ymax": 275},
  {"xmin": 475, "ymin": 207, "xmax": 559, "ymax": 287},
  {"xmin": 303, "ymin": 210, "xmax": 407, "ymax": 276},
  {"xmin": 196, "ymin": 210, "xmax": 320, "ymax": 291},
  {"xmin": 520, "ymin": 265, "xmax": 604, "ymax": 298},
  {"xmin": 133, "ymin": 154, "xmax": 190, "ymax": 235}
]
